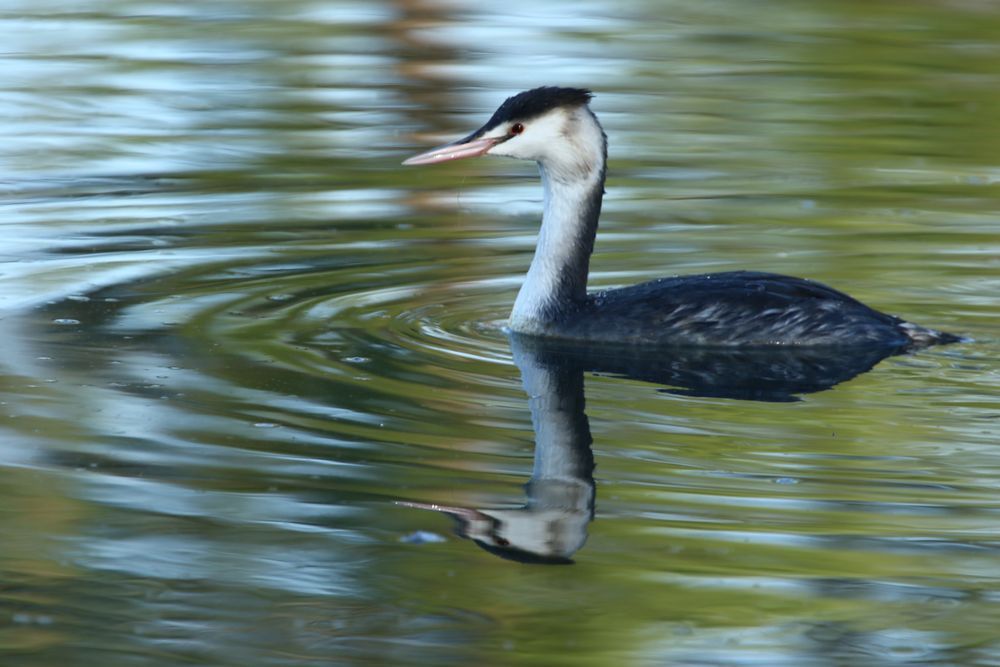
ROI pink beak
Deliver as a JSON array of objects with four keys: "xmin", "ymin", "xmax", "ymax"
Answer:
[
  {"xmin": 402, "ymin": 136, "xmax": 499, "ymax": 166},
  {"xmin": 395, "ymin": 500, "xmax": 489, "ymax": 522}
]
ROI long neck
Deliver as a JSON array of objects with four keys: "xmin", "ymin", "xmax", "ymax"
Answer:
[
  {"xmin": 511, "ymin": 337, "xmax": 594, "ymax": 488},
  {"xmin": 509, "ymin": 111, "xmax": 607, "ymax": 333}
]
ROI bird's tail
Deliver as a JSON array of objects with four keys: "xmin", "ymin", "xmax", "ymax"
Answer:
[{"xmin": 900, "ymin": 322, "xmax": 968, "ymax": 347}]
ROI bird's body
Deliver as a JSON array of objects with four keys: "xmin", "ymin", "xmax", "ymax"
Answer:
[
  {"xmin": 528, "ymin": 270, "xmax": 939, "ymax": 347},
  {"xmin": 404, "ymin": 87, "xmax": 958, "ymax": 349}
]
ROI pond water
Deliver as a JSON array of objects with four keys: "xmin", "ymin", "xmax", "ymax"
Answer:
[{"xmin": 2, "ymin": 0, "xmax": 1000, "ymax": 664}]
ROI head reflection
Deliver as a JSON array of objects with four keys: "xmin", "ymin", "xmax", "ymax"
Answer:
[{"xmin": 401, "ymin": 335, "xmax": 901, "ymax": 563}]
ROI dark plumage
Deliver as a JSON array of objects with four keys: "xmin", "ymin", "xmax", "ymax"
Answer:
[
  {"xmin": 554, "ymin": 271, "xmax": 961, "ymax": 347},
  {"xmin": 479, "ymin": 87, "xmax": 593, "ymax": 133}
]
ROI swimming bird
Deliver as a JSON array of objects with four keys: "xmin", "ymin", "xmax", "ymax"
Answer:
[{"xmin": 404, "ymin": 87, "xmax": 958, "ymax": 348}]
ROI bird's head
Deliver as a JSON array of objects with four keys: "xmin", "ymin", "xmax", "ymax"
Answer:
[{"xmin": 403, "ymin": 86, "xmax": 606, "ymax": 183}]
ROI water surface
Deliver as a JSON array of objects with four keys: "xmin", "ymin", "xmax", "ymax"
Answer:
[{"xmin": 2, "ymin": 1, "xmax": 1000, "ymax": 665}]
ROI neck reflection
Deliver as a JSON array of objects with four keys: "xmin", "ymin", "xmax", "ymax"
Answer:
[{"xmin": 402, "ymin": 336, "xmax": 900, "ymax": 563}]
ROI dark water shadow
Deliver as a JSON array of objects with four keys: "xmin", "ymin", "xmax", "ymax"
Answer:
[
  {"xmin": 510, "ymin": 335, "xmax": 906, "ymax": 403},
  {"xmin": 402, "ymin": 335, "xmax": 905, "ymax": 563}
]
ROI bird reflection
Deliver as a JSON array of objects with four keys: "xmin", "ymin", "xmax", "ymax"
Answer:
[{"xmin": 401, "ymin": 337, "xmax": 903, "ymax": 563}]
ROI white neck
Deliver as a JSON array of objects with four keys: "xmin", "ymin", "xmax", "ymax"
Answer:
[{"xmin": 508, "ymin": 107, "xmax": 606, "ymax": 334}]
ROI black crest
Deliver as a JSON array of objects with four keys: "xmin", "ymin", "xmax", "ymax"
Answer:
[{"xmin": 481, "ymin": 86, "xmax": 593, "ymax": 132}]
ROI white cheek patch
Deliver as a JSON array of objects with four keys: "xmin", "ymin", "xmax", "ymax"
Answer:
[
  {"xmin": 511, "ymin": 113, "xmax": 568, "ymax": 158},
  {"xmin": 485, "ymin": 109, "xmax": 602, "ymax": 184}
]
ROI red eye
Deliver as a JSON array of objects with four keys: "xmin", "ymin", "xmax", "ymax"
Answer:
[{"xmin": 511, "ymin": 123, "xmax": 524, "ymax": 135}]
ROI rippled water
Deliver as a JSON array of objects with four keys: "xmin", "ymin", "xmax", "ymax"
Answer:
[{"xmin": 2, "ymin": 1, "xmax": 1000, "ymax": 665}]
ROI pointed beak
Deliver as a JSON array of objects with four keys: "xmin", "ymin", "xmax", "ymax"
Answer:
[
  {"xmin": 402, "ymin": 135, "xmax": 499, "ymax": 166},
  {"xmin": 395, "ymin": 500, "xmax": 487, "ymax": 522}
]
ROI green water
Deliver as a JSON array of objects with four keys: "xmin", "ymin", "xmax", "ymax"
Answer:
[{"xmin": 2, "ymin": 0, "xmax": 999, "ymax": 665}]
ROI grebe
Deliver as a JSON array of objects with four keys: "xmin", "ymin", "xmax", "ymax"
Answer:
[{"xmin": 404, "ymin": 87, "xmax": 959, "ymax": 347}]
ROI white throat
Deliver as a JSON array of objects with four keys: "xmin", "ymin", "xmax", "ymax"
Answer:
[{"xmin": 508, "ymin": 107, "xmax": 606, "ymax": 334}]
